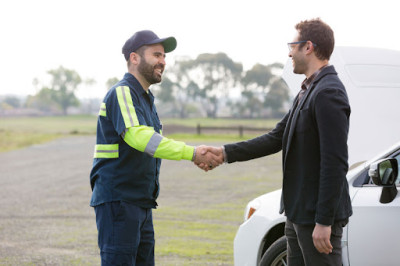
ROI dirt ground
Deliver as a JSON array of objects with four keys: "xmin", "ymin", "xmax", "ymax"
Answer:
[{"xmin": 0, "ymin": 135, "xmax": 282, "ymax": 265}]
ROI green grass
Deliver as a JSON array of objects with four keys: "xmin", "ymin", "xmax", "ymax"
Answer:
[
  {"xmin": 0, "ymin": 115, "xmax": 97, "ymax": 152},
  {"xmin": 0, "ymin": 130, "xmax": 61, "ymax": 152},
  {"xmin": 162, "ymin": 117, "xmax": 279, "ymax": 128},
  {"xmin": 166, "ymin": 133, "xmax": 261, "ymax": 142},
  {"xmin": 0, "ymin": 115, "xmax": 276, "ymax": 152},
  {"xmin": 154, "ymin": 210, "xmax": 239, "ymax": 264},
  {"xmin": 0, "ymin": 115, "xmax": 97, "ymax": 134}
]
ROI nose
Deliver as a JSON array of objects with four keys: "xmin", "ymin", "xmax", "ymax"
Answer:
[{"xmin": 159, "ymin": 56, "xmax": 166, "ymax": 65}]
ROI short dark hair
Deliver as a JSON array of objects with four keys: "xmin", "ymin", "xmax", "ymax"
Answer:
[
  {"xmin": 135, "ymin": 46, "xmax": 147, "ymax": 57},
  {"xmin": 127, "ymin": 45, "xmax": 147, "ymax": 67},
  {"xmin": 295, "ymin": 18, "xmax": 334, "ymax": 60}
]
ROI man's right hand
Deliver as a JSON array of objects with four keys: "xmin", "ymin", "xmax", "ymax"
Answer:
[{"xmin": 193, "ymin": 145, "xmax": 224, "ymax": 171}]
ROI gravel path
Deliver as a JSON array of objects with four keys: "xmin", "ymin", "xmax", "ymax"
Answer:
[
  {"xmin": 0, "ymin": 136, "xmax": 98, "ymax": 265},
  {"xmin": 0, "ymin": 135, "xmax": 282, "ymax": 265}
]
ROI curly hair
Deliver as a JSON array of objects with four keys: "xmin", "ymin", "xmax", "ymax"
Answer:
[{"xmin": 295, "ymin": 18, "xmax": 335, "ymax": 60}]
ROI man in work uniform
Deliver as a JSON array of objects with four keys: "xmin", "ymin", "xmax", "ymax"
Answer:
[{"xmin": 90, "ymin": 30, "xmax": 222, "ymax": 265}]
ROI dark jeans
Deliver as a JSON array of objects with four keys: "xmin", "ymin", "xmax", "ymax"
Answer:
[
  {"xmin": 285, "ymin": 219, "xmax": 347, "ymax": 266},
  {"xmin": 94, "ymin": 201, "xmax": 155, "ymax": 266}
]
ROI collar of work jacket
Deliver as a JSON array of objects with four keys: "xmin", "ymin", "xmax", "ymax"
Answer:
[{"xmin": 123, "ymin": 72, "xmax": 156, "ymax": 107}]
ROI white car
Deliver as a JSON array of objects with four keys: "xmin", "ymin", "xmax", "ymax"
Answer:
[
  {"xmin": 233, "ymin": 47, "xmax": 400, "ymax": 266},
  {"xmin": 234, "ymin": 142, "xmax": 400, "ymax": 266}
]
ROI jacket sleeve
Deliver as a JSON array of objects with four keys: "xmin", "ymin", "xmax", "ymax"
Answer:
[
  {"xmin": 114, "ymin": 86, "xmax": 194, "ymax": 161},
  {"xmin": 223, "ymin": 112, "xmax": 288, "ymax": 163},
  {"xmin": 123, "ymin": 126, "xmax": 194, "ymax": 161},
  {"xmin": 313, "ymin": 87, "xmax": 350, "ymax": 225}
]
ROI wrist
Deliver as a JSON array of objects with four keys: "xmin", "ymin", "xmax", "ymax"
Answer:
[
  {"xmin": 316, "ymin": 223, "xmax": 331, "ymax": 227},
  {"xmin": 191, "ymin": 146, "xmax": 196, "ymax": 161},
  {"xmin": 221, "ymin": 145, "xmax": 228, "ymax": 163}
]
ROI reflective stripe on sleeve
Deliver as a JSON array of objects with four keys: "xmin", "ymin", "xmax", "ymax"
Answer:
[
  {"xmin": 116, "ymin": 86, "xmax": 139, "ymax": 128},
  {"xmin": 94, "ymin": 144, "xmax": 119, "ymax": 158},
  {"xmin": 124, "ymin": 126, "xmax": 194, "ymax": 161},
  {"xmin": 98, "ymin": 102, "xmax": 106, "ymax": 117},
  {"xmin": 144, "ymin": 132, "xmax": 163, "ymax": 157}
]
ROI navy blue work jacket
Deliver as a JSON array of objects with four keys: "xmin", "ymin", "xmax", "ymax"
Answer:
[{"xmin": 90, "ymin": 73, "xmax": 162, "ymax": 209}]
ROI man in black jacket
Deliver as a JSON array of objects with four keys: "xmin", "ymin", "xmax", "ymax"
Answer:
[{"xmin": 201, "ymin": 18, "xmax": 352, "ymax": 265}]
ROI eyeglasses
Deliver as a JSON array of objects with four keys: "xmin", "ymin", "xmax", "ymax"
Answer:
[{"xmin": 287, "ymin": 41, "xmax": 317, "ymax": 52}]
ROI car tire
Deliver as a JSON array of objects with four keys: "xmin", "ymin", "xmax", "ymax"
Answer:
[{"xmin": 259, "ymin": 236, "xmax": 287, "ymax": 266}]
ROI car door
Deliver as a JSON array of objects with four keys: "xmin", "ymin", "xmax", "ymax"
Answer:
[{"xmin": 347, "ymin": 152, "xmax": 400, "ymax": 266}]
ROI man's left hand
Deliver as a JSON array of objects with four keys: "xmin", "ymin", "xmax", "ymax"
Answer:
[{"xmin": 312, "ymin": 224, "xmax": 332, "ymax": 254}]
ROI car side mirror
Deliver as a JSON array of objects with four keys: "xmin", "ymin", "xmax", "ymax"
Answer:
[
  {"xmin": 368, "ymin": 158, "xmax": 398, "ymax": 203},
  {"xmin": 369, "ymin": 158, "xmax": 398, "ymax": 186}
]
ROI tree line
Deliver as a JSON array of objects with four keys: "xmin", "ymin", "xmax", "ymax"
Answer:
[
  {"xmin": 153, "ymin": 53, "xmax": 290, "ymax": 118},
  {"xmin": 1, "ymin": 53, "xmax": 291, "ymax": 118}
]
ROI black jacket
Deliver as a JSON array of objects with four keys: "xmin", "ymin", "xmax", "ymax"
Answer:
[{"xmin": 224, "ymin": 65, "xmax": 353, "ymax": 225}]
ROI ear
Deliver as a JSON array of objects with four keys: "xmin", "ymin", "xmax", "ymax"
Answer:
[
  {"xmin": 305, "ymin": 41, "xmax": 314, "ymax": 54},
  {"xmin": 129, "ymin": 52, "xmax": 140, "ymax": 65}
]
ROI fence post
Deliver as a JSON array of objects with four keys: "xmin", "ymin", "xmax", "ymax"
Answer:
[
  {"xmin": 197, "ymin": 124, "xmax": 201, "ymax": 135},
  {"xmin": 239, "ymin": 126, "xmax": 243, "ymax": 138}
]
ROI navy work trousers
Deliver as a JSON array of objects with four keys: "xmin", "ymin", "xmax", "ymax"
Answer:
[{"xmin": 94, "ymin": 201, "xmax": 155, "ymax": 266}]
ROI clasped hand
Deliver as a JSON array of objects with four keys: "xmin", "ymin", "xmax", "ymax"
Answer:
[{"xmin": 193, "ymin": 145, "xmax": 224, "ymax": 172}]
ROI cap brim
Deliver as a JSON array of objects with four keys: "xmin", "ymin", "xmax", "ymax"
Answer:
[
  {"xmin": 161, "ymin": 37, "xmax": 177, "ymax": 53},
  {"xmin": 147, "ymin": 37, "xmax": 177, "ymax": 53}
]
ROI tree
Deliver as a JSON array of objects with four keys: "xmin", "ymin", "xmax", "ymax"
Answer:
[
  {"xmin": 25, "ymin": 87, "xmax": 60, "ymax": 113},
  {"xmin": 242, "ymin": 63, "xmax": 273, "ymax": 88},
  {"xmin": 106, "ymin": 77, "xmax": 119, "ymax": 90},
  {"xmin": 156, "ymin": 77, "xmax": 175, "ymax": 103},
  {"xmin": 154, "ymin": 76, "xmax": 200, "ymax": 118},
  {"xmin": 3, "ymin": 96, "xmax": 20, "ymax": 108},
  {"xmin": 46, "ymin": 66, "xmax": 82, "ymax": 115},
  {"xmin": 178, "ymin": 53, "xmax": 243, "ymax": 117},
  {"xmin": 154, "ymin": 54, "xmax": 289, "ymax": 118},
  {"xmin": 264, "ymin": 78, "xmax": 290, "ymax": 118},
  {"xmin": 237, "ymin": 64, "xmax": 274, "ymax": 118}
]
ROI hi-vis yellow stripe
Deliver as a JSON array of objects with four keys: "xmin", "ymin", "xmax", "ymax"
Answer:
[
  {"xmin": 98, "ymin": 103, "xmax": 106, "ymax": 117},
  {"xmin": 94, "ymin": 144, "xmax": 119, "ymax": 158},
  {"xmin": 116, "ymin": 86, "xmax": 139, "ymax": 128}
]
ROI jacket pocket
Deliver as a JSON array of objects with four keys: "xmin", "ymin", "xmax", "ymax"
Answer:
[{"xmin": 295, "ymin": 108, "xmax": 313, "ymax": 133}]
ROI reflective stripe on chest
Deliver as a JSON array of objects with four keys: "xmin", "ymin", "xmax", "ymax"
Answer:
[{"xmin": 116, "ymin": 86, "xmax": 140, "ymax": 127}]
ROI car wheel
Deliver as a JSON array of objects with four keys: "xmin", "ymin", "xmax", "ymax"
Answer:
[{"xmin": 259, "ymin": 236, "xmax": 287, "ymax": 266}]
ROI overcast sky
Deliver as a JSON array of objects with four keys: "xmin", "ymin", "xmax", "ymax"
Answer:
[{"xmin": 1, "ymin": 0, "xmax": 399, "ymax": 99}]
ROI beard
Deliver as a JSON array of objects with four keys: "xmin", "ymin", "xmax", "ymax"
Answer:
[
  {"xmin": 291, "ymin": 53, "xmax": 307, "ymax": 75},
  {"xmin": 292, "ymin": 58, "xmax": 306, "ymax": 75},
  {"xmin": 138, "ymin": 57, "xmax": 164, "ymax": 85}
]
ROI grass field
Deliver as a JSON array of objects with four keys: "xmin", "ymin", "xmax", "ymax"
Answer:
[
  {"xmin": 0, "ymin": 115, "xmax": 279, "ymax": 152},
  {"xmin": 0, "ymin": 115, "xmax": 97, "ymax": 152},
  {"xmin": 161, "ymin": 117, "xmax": 279, "ymax": 128},
  {"xmin": 0, "ymin": 115, "xmax": 282, "ymax": 265}
]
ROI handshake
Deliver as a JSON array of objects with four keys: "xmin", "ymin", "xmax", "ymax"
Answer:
[{"xmin": 192, "ymin": 145, "xmax": 225, "ymax": 172}]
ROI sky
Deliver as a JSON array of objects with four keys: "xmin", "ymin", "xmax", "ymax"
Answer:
[{"xmin": 1, "ymin": 0, "xmax": 399, "ymax": 99}]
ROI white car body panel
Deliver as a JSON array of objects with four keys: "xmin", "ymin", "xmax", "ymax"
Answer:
[
  {"xmin": 234, "ymin": 46, "xmax": 400, "ymax": 266},
  {"xmin": 234, "ymin": 190, "xmax": 285, "ymax": 266},
  {"xmin": 348, "ymin": 186, "xmax": 400, "ymax": 266}
]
